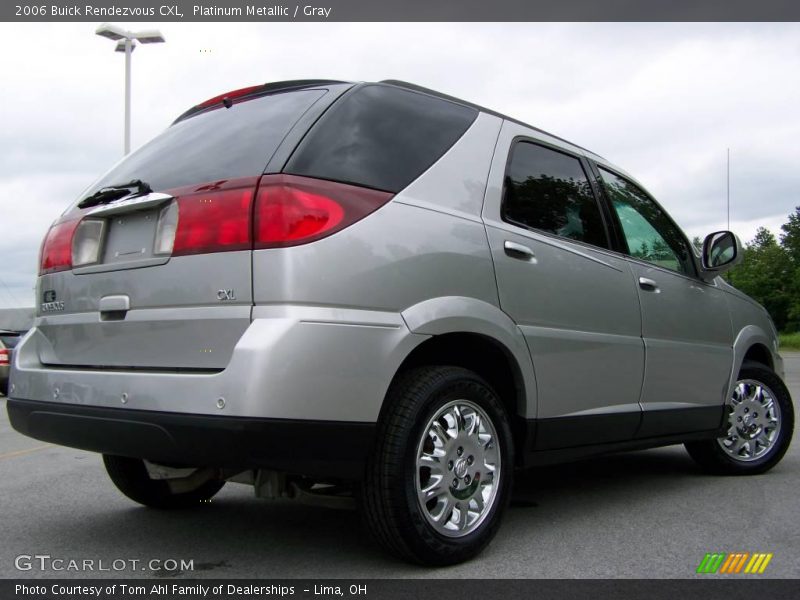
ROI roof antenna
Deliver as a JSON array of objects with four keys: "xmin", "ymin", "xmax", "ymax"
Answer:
[
  {"xmin": 727, "ymin": 148, "xmax": 730, "ymax": 231},
  {"xmin": 222, "ymin": 97, "xmax": 233, "ymax": 109}
]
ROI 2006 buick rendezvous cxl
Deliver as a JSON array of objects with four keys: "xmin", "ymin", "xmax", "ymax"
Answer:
[{"xmin": 7, "ymin": 80, "xmax": 794, "ymax": 565}]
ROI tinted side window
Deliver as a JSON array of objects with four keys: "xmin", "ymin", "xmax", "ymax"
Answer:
[
  {"xmin": 285, "ymin": 85, "xmax": 478, "ymax": 193},
  {"xmin": 599, "ymin": 168, "xmax": 693, "ymax": 275},
  {"xmin": 85, "ymin": 89, "xmax": 327, "ymax": 196},
  {"xmin": 502, "ymin": 142, "xmax": 608, "ymax": 248}
]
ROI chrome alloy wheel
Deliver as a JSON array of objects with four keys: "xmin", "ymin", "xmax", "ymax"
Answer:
[
  {"xmin": 718, "ymin": 379, "xmax": 782, "ymax": 462},
  {"xmin": 414, "ymin": 399, "xmax": 501, "ymax": 538}
]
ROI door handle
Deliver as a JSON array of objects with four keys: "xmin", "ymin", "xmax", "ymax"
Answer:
[
  {"xmin": 638, "ymin": 277, "xmax": 660, "ymax": 292},
  {"xmin": 99, "ymin": 294, "xmax": 130, "ymax": 321},
  {"xmin": 504, "ymin": 240, "xmax": 536, "ymax": 261}
]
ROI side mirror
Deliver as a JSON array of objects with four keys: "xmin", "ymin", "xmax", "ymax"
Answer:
[{"xmin": 700, "ymin": 230, "xmax": 743, "ymax": 279}]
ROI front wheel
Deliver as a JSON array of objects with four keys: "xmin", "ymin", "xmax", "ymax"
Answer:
[
  {"xmin": 686, "ymin": 362, "xmax": 794, "ymax": 475},
  {"xmin": 362, "ymin": 366, "xmax": 513, "ymax": 565}
]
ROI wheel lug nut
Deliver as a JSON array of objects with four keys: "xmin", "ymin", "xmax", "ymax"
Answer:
[
  {"xmin": 452, "ymin": 479, "xmax": 458, "ymax": 488},
  {"xmin": 457, "ymin": 447, "xmax": 463, "ymax": 456},
  {"xmin": 467, "ymin": 456, "xmax": 474, "ymax": 465},
  {"xmin": 447, "ymin": 460, "xmax": 454, "ymax": 471},
  {"xmin": 464, "ymin": 475, "xmax": 471, "ymax": 484}
]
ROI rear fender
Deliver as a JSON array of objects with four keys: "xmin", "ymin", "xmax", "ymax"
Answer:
[{"xmin": 401, "ymin": 296, "xmax": 537, "ymax": 417}]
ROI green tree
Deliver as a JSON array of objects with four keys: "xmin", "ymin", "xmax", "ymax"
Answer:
[
  {"xmin": 635, "ymin": 240, "xmax": 650, "ymax": 261},
  {"xmin": 727, "ymin": 227, "xmax": 794, "ymax": 330},
  {"xmin": 780, "ymin": 206, "xmax": 800, "ymax": 264},
  {"xmin": 779, "ymin": 207, "xmax": 800, "ymax": 329},
  {"xmin": 651, "ymin": 238, "xmax": 673, "ymax": 261}
]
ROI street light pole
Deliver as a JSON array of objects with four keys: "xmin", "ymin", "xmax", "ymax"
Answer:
[
  {"xmin": 95, "ymin": 23, "xmax": 165, "ymax": 155},
  {"xmin": 124, "ymin": 38, "xmax": 132, "ymax": 154}
]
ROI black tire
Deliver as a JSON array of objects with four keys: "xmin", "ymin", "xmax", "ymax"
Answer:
[
  {"xmin": 686, "ymin": 362, "xmax": 794, "ymax": 475},
  {"xmin": 362, "ymin": 366, "xmax": 514, "ymax": 565},
  {"xmin": 103, "ymin": 455, "xmax": 225, "ymax": 509}
]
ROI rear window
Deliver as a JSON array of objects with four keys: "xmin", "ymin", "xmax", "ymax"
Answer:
[
  {"xmin": 83, "ymin": 89, "xmax": 327, "ymax": 196},
  {"xmin": 284, "ymin": 84, "xmax": 478, "ymax": 192}
]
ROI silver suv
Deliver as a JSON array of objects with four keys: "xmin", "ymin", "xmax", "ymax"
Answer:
[{"xmin": 7, "ymin": 80, "xmax": 794, "ymax": 565}]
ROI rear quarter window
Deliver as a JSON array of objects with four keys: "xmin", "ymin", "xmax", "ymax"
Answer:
[{"xmin": 284, "ymin": 84, "xmax": 478, "ymax": 192}]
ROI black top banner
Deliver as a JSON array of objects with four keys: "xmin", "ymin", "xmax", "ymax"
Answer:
[{"xmin": 5, "ymin": 0, "xmax": 800, "ymax": 22}]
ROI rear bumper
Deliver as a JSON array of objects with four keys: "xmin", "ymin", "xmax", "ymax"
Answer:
[
  {"xmin": 7, "ymin": 398, "xmax": 374, "ymax": 479},
  {"xmin": 8, "ymin": 306, "xmax": 428, "ymax": 479},
  {"xmin": 9, "ymin": 306, "xmax": 425, "ymax": 421}
]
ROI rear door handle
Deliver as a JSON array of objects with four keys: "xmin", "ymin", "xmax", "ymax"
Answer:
[
  {"xmin": 504, "ymin": 240, "xmax": 535, "ymax": 261},
  {"xmin": 99, "ymin": 295, "xmax": 130, "ymax": 312},
  {"xmin": 638, "ymin": 277, "xmax": 660, "ymax": 292},
  {"xmin": 99, "ymin": 294, "xmax": 130, "ymax": 321}
]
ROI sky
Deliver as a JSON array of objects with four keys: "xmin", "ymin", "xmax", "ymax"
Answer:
[{"xmin": 1, "ymin": 22, "xmax": 799, "ymax": 307}]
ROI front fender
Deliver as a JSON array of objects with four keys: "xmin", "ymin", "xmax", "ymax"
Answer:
[{"xmin": 728, "ymin": 325, "xmax": 783, "ymax": 401}]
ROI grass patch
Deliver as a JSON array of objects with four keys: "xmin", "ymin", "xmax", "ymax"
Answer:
[{"xmin": 779, "ymin": 332, "xmax": 800, "ymax": 351}]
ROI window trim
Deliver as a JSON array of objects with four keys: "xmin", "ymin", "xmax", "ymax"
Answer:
[
  {"xmin": 500, "ymin": 137, "xmax": 613, "ymax": 251},
  {"xmin": 591, "ymin": 162, "xmax": 699, "ymax": 280}
]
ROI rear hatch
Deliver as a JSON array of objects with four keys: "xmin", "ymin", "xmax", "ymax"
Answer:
[{"xmin": 36, "ymin": 82, "xmax": 345, "ymax": 369}]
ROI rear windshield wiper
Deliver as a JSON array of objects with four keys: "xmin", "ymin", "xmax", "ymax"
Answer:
[{"xmin": 78, "ymin": 179, "xmax": 153, "ymax": 209}]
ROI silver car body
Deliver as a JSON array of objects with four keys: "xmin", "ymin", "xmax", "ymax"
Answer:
[{"xmin": 8, "ymin": 80, "xmax": 783, "ymax": 475}]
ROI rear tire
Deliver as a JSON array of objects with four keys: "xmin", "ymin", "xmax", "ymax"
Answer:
[
  {"xmin": 686, "ymin": 362, "xmax": 794, "ymax": 475},
  {"xmin": 362, "ymin": 366, "xmax": 513, "ymax": 565},
  {"xmin": 103, "ymin": 455, "xmax": 224, "ymax": 509}
]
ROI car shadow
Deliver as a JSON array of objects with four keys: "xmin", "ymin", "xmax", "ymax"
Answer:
[
  {"xmin": 511, "ymin": 446, "xmax": 704, "ymax": 507},
  {"xmin": 21, "ymin": 446, "xmax": 717, "ymax": 577}
]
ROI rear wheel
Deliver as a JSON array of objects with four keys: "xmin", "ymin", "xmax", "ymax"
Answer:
[
  {"xmin": 362, "ymin": 366, "xmax": 513, "ymax": 565},
  {"xmin": 103, "ymin": 455, "xmax": 224, "ymax": 509},
  {"xmin": 686, "ymin": 362, "xmax": 794, "ymax": 475}
]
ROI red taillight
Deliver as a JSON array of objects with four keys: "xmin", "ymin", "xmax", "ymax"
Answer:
[
  {"xmin": 40, "ymin": 219, "xmax": 80, "ymax": 275},
  {"xmin": 254, "ymin": 175, "xmax": 393, "ymax": 248},
  {"xmin": 0, "ymin": 348, "xmax": 8, "ymax": 366},
  {"xmin": 38, "ymin": 175, "xmax": 391, "ymax": 269},
  {"xmin": 172, "ymin": 185, "xmax": 254, "ymax": 257},
  {"xmin": 257, "ymin": 185, "xmax": 343, "ymax": 244}
]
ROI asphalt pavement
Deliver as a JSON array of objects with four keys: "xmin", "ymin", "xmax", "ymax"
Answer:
[{"xmin": 1, "ymin": 355, "xmax": 798, "ymax": 579}]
